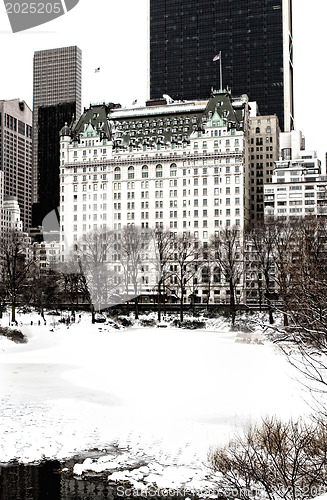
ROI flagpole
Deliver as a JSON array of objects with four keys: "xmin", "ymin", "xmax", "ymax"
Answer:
[{"xmin": 219, "ymin": 51, "xmax": 222, "ymax": 91}]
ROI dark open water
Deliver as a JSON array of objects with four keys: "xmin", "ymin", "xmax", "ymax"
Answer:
[
  {"xmin": 0, "ymin": 461, "xmax": 195, "ymax": 500},
  {"xmin": 0, "ymin": 461, "xmax": 114, "ymax": 500}
]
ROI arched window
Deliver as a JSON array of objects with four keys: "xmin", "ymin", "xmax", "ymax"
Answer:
[
  {"xmin": 142, "ymin": 165, "xmax": 148, "ymax": 178},
  {"xmin": 255, "ymin": 127, "xmax": 260, "ymax": 134},
  {"xmin": 170, "ymin": 163, "xmax": 177, "ymax": 176},
  {"xmin": 114, "ymin": 167, "xmax": 121, "ymax": 180},
  {"xmin": 156, "ymin": 164, "xmax": 163, "ymax": 177},
  {"xmin": 128, "ymin": 166, "xmax": 135, "ymax": 179},
  {"xmin": 266, "ymin": 126, "xmax": 271, "ymax": 133}
]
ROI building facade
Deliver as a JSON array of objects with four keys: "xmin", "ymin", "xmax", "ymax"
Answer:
[
  {"xmin": 248, "ymin": 115, "xmax": 280, "ymax": 223},
  {"xmin": 59, "ymin": 90, "xmax": 251, "ymax": 304},
  {"xmin": 0, "ymin": 171, "xmax": 23, "ymax": 233},
  {"xmin": 1, "ymin": 196, "xmax": 23, "ymax": 233},
  {"xmin": 32, "ymin": 46, "xmax": 82, "ymax": 227},
  {"xmin": 150, "ymin": 0, "xmax": 293, "ymax": 132},
  {"xmin": 0, "ymin": 99, "xmax": 32, "ymax": 230},
  {"xmin": 264, "ymin": 151, "xmax": 326, "ymax": 220}
]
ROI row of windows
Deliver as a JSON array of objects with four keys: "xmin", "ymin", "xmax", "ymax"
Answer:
[{"xmin": 194, "ymin": 138, "xmax": 240, "ymax": 148}]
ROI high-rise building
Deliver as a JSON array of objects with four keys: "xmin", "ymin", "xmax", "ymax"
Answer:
[
  {"xmin": 0, "ymin": 99, "xmax": 32, "ymax": 230},
  {"xmin": 150, "ymin": 0, "xmax": 293, "ymax": 132},
  {"xmin": 264, "ymin": 150, "xmax": 326, "ymax": 220},
  {"xmin": 248, "ymin": 115, "xmax": 280, "ymax": 223},
  {"xmin": 32, "ymin": 45, "xmax": 82, "ymax": 227}
]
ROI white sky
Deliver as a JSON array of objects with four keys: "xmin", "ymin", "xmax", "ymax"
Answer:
[{"xmin": 0, "ymin": 0, "xmax": 326, "ymax": 167}]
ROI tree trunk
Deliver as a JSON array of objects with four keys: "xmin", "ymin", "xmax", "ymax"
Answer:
[
  {"xmin": 268, "ymin": 302, "xmax": 274, "ymax": 324},
  {"xmin": 180, "ymin": 290, "xmax": 184, "ymax": 323},
  {"xmin": 91, "ymin": 306, "xmax": 95, "ymax": 324},
  {"xmin": 229, "ymin": 278, "xmax": 236, "ymax": 326},
  {"xmin": 163, "ymin": 284, "xmax": 167, "ymax": 316},
  {"xmin": 11, "ymin": 296, "xmax": 16, "ymax": 323},
  {"xmin": 264, "ymin": 273, "xmax": 274, "ymax": 324},
  {"xmin": 283, "ymin": 311, "xmax": 289, "ymax": 327},
  {"xmin": 157, "ymin": 281, "xmax": 162, "ymax": 322}
]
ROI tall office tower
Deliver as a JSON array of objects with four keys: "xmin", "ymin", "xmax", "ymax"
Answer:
[
  {"xmin": 248, "ymin": 115, "xmax": 280, "ymax": 223},
  {"xmin": 32, "ymin": 45, "xmax": 82, "ymax": 227},
  {"xmin": 0, "ymin": 99, "xmax": 33, "ymax": 230},
  {"xmin": 150, "ymin": 0, "xmax": 293, "ymax": 132}
]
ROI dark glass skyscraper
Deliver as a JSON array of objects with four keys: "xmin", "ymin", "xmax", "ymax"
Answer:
[
  {"xmin": 32, "ymin": 46, "xmax": 82, "ymax": 227},
  {"xmin": 150, "ymin": 0, "xmax": 293, "ymax": 132}
]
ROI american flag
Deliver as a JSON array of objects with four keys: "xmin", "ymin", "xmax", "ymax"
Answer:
[
  {"xmin": 132, "ymin": 99, "xmax": 137, "ymax": 105},
  {"xmin": 213, "ymin": 54, "xmax": 220, "ymax": 62},
  {"xmin": 95, "ymin": 67, "xmax": 100, "ymax": 73}
]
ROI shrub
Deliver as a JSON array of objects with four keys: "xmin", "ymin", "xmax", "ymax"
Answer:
[
  {"xmin": 209, "ymin": 417, "xmax": 327, "ymax": 500},
  {"xmin": 140, "ymin": 318, "xmax": 156, "ymax": 327},
  {"xmin": 117, "ymin": 317, "xmax": 133, "ymax": 327},
  {"xmin": 0, "ymin": 327, "xmax": 27, "ymax": 344},
  {"xmin": 178, "ymin": 320, "xmax": 206, "ymax": 329}
]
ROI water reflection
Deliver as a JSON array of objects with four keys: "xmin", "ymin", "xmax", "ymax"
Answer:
[
  {"xmin": 0, "ymin": 461, "xmax": 61, "ymax": 500},
  {"xmin": 0, "ymin": 461, "xmax": 113, "ymax": 500},
  {"xmin": 0, "ymin": 461, "xmax": 194, "ymax": 499}
]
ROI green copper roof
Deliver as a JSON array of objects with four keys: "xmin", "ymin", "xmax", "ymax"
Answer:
[
  {"xmin": 72, "ymin": 104, "xmax": 111, "ymax": 140},
  {"xmin": 71, "ymin": 91, "xmax": 247, "ymax": 149}
]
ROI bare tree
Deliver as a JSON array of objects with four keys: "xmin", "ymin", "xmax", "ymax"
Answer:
[
  {"xmin": 246, "ymin": 222, "xmax": 277, "ymax": 324},
  {"xmin": 210, "ymin": 227, "xmax": 243, "ymax": 326},
  {"xmin": 270, "ymin": 217, "xmax": 327, "ymax": 412},
  {"xmin": 0, "ymin": 279, "xmax": 6, "ymax": 319},
  {"xmin": 271, "ymin": 220, "xmax": 299, "ymax": 326},
  {"xmin": 69, "ymin": 228, "xmax": 124, "ymax": 323},
  {"xmin": 120, "ymin": 225, "xmax": 154, "ymax": 319},
  {"xmin": 169, "ymin": 234, "xmax": 197, "ymax": 322},
  {"xmin": 209, "ymin": 417, "xmax": 327, "ymax": 500},
  {"xmin": 199, "ymin": 241, "xmax": 214, "ymax": 310},
  {"xmin": 152, "ymin": 228, "xmax": 173, "ymax": 322},
  {"xmin": 0, "ymin": 230, "xmax": 33, "ymax": 323},
  {"xmin": 24, "ymin": 268, "xmax": 61, "ymax": 318},
  {"xmin": 55, "ymin": 258, "xmax": 85, "ymax": 314},
  {"xmin": 288, "ymin": 216, "xmax": 327, "ymax": 327}
]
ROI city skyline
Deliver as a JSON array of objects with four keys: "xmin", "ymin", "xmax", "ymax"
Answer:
[{"xmin": 0, "ymin": 0, "xmax": 326, "ymax": 166}]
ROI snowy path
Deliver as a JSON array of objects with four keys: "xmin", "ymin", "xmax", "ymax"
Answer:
[{"xmin": 0, "ymin": 319, "xmax": 310, "ymax": 489}]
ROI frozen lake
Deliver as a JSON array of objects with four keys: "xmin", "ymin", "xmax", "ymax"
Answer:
[{"xmin": 0, "ymin": 317, "xmax": 310, "ymax": 489}]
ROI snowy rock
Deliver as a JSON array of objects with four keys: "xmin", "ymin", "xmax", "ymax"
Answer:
[
  {"xmin": 108, "ymin": 470, "xmax": 132, "ymax": 482},
  {"xmin": 137, "ymin": 465, "xmax": 150, "ymax": 474},
  {"xmin": 73, "ymin": 463, "xmax": 85, "ymax": 475}
]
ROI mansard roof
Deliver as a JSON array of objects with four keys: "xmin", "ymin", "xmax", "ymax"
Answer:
[
  {"xmin": 200, "ymin": 90, "xmax": 247, "ymax": 131},
  {"xmin": 71, "ymin": 90, "xmax": 248, "ymax": 149},
  {"xmin": 72, "ymin": 103, "xmax": 112, "ymax": 140}
]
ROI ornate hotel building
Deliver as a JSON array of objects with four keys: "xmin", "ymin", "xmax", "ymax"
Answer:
[{"xmin": 59, "ymin": 90, "xmax": 253, "ymax": 304}]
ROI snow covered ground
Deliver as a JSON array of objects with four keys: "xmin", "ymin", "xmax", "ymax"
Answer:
[{"xmin": 0, "ymin": 311, "xmax": 311, "ymax": 492}]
